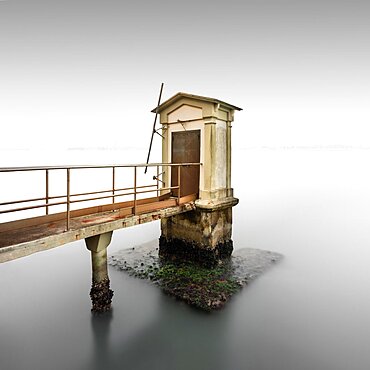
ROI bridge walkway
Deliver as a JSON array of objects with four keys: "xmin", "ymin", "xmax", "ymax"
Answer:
[{"xmin": 0, "ymin": 163, "xmax": 200, "ymax": 263}]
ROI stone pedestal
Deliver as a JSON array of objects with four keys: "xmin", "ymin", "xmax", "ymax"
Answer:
[{"xmin": 159, "ymin": 197, "xmax": 238, "ymax": 267}]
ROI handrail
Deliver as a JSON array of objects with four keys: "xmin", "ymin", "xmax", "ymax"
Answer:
[
  {"xmin": 0, "ymin": 162, "xmax": 202, "ymax": 231},
  {"xmin": 0, "ymin": 163, "xmax": 201, "ymax": 172},
  {"xmin": 0, "ymin": 184, "xmax": 158, "ymax": 207}
]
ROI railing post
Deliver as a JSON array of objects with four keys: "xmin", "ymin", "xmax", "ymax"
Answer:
[
  {"xmin": 156, "ymin": 165, "xmax": 159, "ymax": 198},
  {"xmin": 45, "ymin": 169, "xmax": 49, "ymax": 215},
  {"xmin": 112, "ymin": 166, "xmax": 115, "ymax": 204},
  {"xmin": 177, "ymin": 165, "xmax": 181, "ymax": 205},
  {"xmin": 66, "ymin": 168, "xmax": 70, "ymax": 231},
  {"xmin": 133, "ymin": 166, "xmax": 137, "ymax": 215}
]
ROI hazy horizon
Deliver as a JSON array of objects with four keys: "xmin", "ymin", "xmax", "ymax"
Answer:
[{"xmin": 1, "ymin": 0, "xmax": 369, "ymax": 154}]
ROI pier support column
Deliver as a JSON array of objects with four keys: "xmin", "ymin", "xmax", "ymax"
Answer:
[
  {"xmin": 85, "ymin": 231, "xmax": 114, "ymax": 313},
  {"xmin": 159, "ymin": 197, "xmax": 238, "ymax": 267}
]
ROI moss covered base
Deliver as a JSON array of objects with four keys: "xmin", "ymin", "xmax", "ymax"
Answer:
[
  {"xmin": 90, "ymin": 278, "xmax": 114, "ymax": 313},
  {"xmin": 153, "ymin": 260, "xmax": 240, "ymax": 310},
  {"xmin": 159, "ymin": 236, "xmax": 233, "ymax": 268},
  {"xmin": 109, "ymin": 241, "xmax": 282, "ymax": 312}
]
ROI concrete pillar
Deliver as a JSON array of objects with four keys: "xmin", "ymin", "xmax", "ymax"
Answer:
[
  {"xmin": 159, "ymin": 198, "xmax": 238, "ymax": 267},
  {"xmin": 85, "ymin": 231, "xmax": 114, "ymax": 313}
]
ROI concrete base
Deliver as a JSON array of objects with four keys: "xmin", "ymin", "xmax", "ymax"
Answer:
[{"xmin": 159, "ymin": 198, "xmax": 238, "ymax": 267}]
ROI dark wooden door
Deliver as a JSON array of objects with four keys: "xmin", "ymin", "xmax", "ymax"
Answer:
[{"xmin": 171, "ymin": 130, "xmax": 200, "ymax": 197}]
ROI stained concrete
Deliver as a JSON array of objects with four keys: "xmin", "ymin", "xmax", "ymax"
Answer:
[
  {"xmin": 86, "ymin": 232, "xmax": 114, "ymax": 312},
  {"xmin": 160, "ymin": 198, "xmax": 238, "ymax": 266}
]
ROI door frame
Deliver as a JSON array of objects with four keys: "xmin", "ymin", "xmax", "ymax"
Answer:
[{"xmin": 171, "ymin": 129, "xmax": 201, "ymax": 197}]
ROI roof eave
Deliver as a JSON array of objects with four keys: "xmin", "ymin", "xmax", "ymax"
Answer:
[{"xmin": 151, "ymin": 92, "xmax": 242, "ymax": 113}]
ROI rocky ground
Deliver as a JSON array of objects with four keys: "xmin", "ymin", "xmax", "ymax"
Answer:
[{"xmin": 109, "ymin": 240, "xmax": 282, "ymax": 311}]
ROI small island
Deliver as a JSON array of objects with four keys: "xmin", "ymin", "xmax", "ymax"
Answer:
[{"xmin": 110, "ymin": 241, "xmax": 281, "ymax": 311}]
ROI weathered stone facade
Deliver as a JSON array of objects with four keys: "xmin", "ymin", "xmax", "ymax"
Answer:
[
  {"xmin": 159, "ymin": 198, "xmax": 238, "ymax": 266},
  {"xmin": 154, "ymin": 93, "xmax": 241, "ymax": 267}
]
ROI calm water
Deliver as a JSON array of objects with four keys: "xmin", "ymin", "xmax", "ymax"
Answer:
[{"xmin": 1, "ymin": 148, "xmax": 370, "ymax": 370}]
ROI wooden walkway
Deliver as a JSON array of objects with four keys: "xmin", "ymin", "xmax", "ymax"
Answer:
[{"xmin": 0, "ymin": 194, "xmax": 196, "ymax": 263}]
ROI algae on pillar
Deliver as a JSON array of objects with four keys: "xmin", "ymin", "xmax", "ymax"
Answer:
[
  {"xmin": 159, "ymin": 198, "xmax": 238, "ymax": 266},
  {"xmin": 85, "ymin": 231, "xmax": 114, "ymax": 313},
  {"xmin": 152, "ymin": 92, "xmax": 242, "ymax": 266}
]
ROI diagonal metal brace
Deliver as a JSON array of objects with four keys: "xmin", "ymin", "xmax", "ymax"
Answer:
[{"xmin": 154, "ymin": 128, "xmax": 164, "ymax": 139}]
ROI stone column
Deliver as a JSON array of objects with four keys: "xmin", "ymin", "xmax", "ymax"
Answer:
[
  {"xmin": 85, "ymin": 231, "xmax": 114, "ymax": 313},
  {"xmin": 226, "ymin": 117, "xmax": 232, "ymax": 195}
]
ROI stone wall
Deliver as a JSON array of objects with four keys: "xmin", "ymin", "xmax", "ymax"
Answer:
[{"xmin": 159, "ymin": 207, "xmax": 234, "ymax": 266}]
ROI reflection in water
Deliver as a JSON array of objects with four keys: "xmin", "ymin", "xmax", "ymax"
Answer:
[
  {"xmin": 86, "ymin": 280, "xmax": 230, "ymax": 370},
  {"xmin": 90, "ymin": 311, "xmax": 113, "ymax": 370}
]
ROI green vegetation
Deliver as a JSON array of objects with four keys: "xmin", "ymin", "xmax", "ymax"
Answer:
[
  {"xmin": 150, "ymin": 261, "xmax": 242, "ymax": 311},
  {"xmin": 110, "ymin": 245, "xmax": 282, "ymax": 311}
]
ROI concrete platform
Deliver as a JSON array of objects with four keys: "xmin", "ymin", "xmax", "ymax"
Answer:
[{"xmin": 0, "ymin": 197, "xmax": 196, "ymax": 264}]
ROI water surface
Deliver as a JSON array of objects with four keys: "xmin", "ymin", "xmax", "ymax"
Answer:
[{"xmin": 1, "ymin": 148, "xmax": 370, "ymax": 370}]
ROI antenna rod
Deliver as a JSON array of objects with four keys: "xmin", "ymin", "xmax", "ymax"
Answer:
[{"xmin": 144, "ymin": 82, "xmax": 164, "ymax": 174}]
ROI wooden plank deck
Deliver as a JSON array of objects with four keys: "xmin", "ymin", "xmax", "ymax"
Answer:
[{"xmin": 0, "ymin": 194, "xmax": 197, "ymax": 263}]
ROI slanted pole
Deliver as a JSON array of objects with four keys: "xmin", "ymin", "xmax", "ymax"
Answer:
[
  {"xmin": 85, "ymin": 231, "xmax": 114, "ymax": 313},
  {"xmin": 145, "ymin": 82, "xmax": 164, "ymax": 174}
]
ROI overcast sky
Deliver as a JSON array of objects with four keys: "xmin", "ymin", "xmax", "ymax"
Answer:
[{"xmin": 0, "ymin": 0, "xmax": 369, "ymax": 151}]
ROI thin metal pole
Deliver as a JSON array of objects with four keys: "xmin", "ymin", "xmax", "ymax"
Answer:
[
  {"xmin": 145, "ymin": 82, "xmax": 164, "ymax": 174},
  {"xmin": 177, "ymin": 165, "xmax": 181, "ymax": 205},
  {"xmin": 45, "ymin": 169, "xmax": 49, "ymax": 215},
  {"xmin": 66, "ymin": 168, "xmax": 70, "ymax": 231},
  {"xmin": 133, "ymin": 166, "xmax": 137, "ymax": 215},
  {"xmin": 112, "ymin": 167, "xmax": 115, "ymax": 204},
  {"xmin": 156, "ymin": 165, "xmax": 159, "ymax": 198}
]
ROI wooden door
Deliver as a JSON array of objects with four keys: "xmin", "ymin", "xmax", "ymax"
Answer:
[{"xmin": 171, "ymin": 130, "xmax": 200, "ymax": 197}]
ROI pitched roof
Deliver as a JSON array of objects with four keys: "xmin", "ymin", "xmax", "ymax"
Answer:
[{"xmin": 151, "ymin": 92, "xmax": 242, "ymax": 113}]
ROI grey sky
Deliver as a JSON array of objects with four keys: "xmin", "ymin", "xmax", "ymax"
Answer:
[{"xmin": 1, "ymin": 0, "xmax": 369, "ymax": 149}]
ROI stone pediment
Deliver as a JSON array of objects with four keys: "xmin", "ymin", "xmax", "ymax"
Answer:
[
  {"xmin": 152, "ymin": 92, "xmax": 242, "ymax": 124},
  {"xmin": 167, "ymin": 104, "xmax": 203, "ymax": 123}
]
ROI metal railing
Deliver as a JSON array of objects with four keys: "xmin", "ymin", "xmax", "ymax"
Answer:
[{"xmin": 0, "ymin": 163, "xmax": 201, "ymax": 231}]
